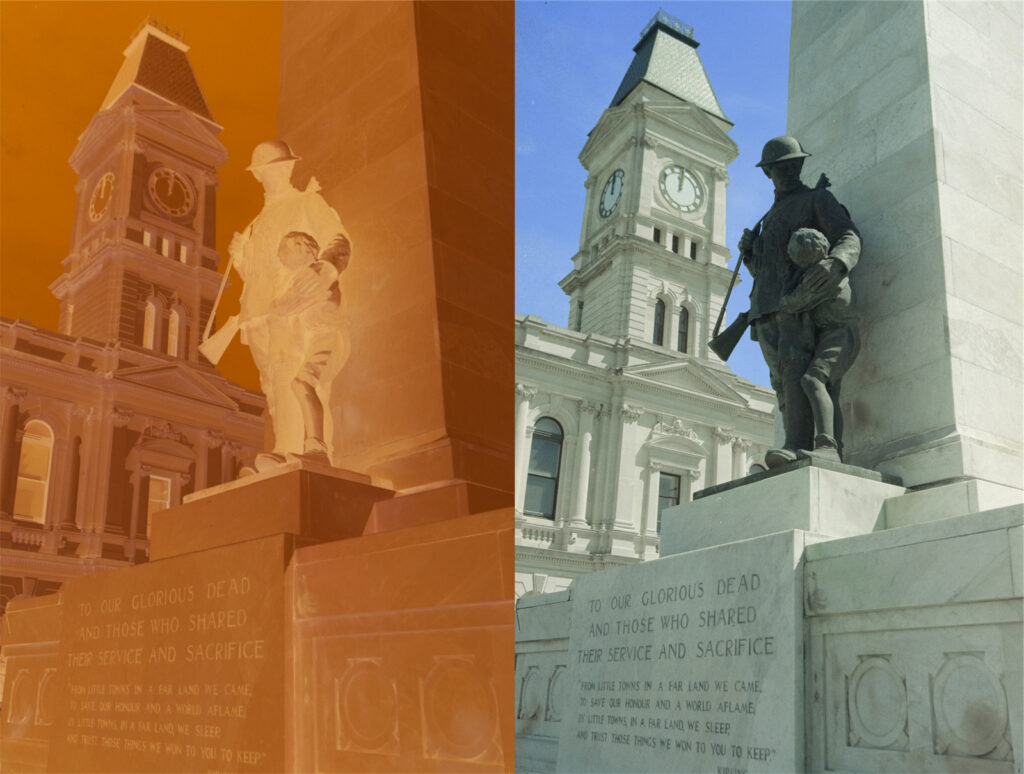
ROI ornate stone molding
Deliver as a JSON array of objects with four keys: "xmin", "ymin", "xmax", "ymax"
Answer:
[
  {"xmin": 111, "ymin": 407, "xmax": 134, "ymax": 428},
  {"xmin": 202, "ymin": 429, "xmax": 225, "ymax": 449},
  {"xmin": 516, "ymin": 383, "xmax": 538, "ymax": 401},
  {"xmin": 713, "ymin": 426, "xmax": 735, "ymax": 443},
  {"xmin": 142, "ymin": 421, "xmax": 189, "ymax": 444},
  {"xmin": 733, "ymin": 437, "xmax": 752, "ymax": 451},
  {"xmin": 653, "ymin": 417, "xmax": 702, "ymax": 444},
  {"xmin": 578, "ymin": 400, "xmax": 601, "ymax": 417},
  {"xmin": 686, "ymin": 469, "xmax": 701, "ymax": 481},
  {"xmin": 621, "ymin": 404, "xmax": 644, "ymax": 423},
  {"xmin": 3, "ymin": 387, "xmax": 27, "ymax": 405}
]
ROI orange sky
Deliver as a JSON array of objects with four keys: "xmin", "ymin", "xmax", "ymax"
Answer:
[{"xmin": 1, "ymin": 1, "xmax": 285, "ymax": 390}]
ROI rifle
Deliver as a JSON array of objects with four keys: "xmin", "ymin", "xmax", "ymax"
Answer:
[
  {"xmin": 707, "ymin": 221, "xmax": 759, "ymax": 362},
  {"xmin": 708, "ymin": 173, "xmax": 832, "ymax": 362},
  {"xmin": 200, "ymin": 227, "xmax": 249, "ymax": 365}
]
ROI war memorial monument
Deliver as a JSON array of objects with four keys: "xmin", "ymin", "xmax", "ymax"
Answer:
[
  {"xmin": 515, "ymin": 3, "xmax": 1023, "ymax": 773},
  {"xmin": 1, "ymin": 4, "xmax": 514, "ymax": 772}
]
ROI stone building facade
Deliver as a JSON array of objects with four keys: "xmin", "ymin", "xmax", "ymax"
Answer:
[
  {"xmin": 515, "ymin": 12, "xmax": 775, "ymax": 598},
  {"xmin": 0, "ymin": 22, "xmax": 264, "ymax": 615}
]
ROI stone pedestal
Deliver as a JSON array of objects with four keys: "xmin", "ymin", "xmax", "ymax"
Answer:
[
  {"xmin": 514, "ymin": 465, "xmax": 1024, "ymax": 774},
  {"xmin": 660, "ymin": 458, "xmax": 904, "ymax": 555},
  {"xmin": 1, "ymin": 469, "xmax": 514, "ymax": 773}
]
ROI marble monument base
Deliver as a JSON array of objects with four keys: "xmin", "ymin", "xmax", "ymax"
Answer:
[
  {"xmin": 1, "ymin": 465, "xmax": 514, "ymax": 773},
  {"xmin": 660, "ymin": 457, "xmax": 905, "ymax": 555},
  {"xmin": 515, "ymin": 462, "xmax": 1023, "ymax": 774}
]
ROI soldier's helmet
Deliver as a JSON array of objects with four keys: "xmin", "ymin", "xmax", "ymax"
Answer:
[
  {"xmin": 755, "ymin": 136, "xmax": 811, "ymax": 168},
  {"xmin": 247, "ymin": 140, "xmax": 301, "ymax": 170}
]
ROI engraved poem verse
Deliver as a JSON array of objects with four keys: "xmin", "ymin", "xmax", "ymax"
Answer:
[
  {"xmin": 52, "ymin": 539, "xmax": 285, "ymax": 773},
  {"xmin": 559, "ymin": 535, "xmax": 802, "ymax": 774}
]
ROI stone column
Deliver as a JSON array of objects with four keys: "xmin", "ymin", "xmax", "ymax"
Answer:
[
  {"xmin": 712, "ymin": 426, "xmax": 735, "ymax": 485},
  {"xmin": 732, "ymin": 438, "xmax": 751, "ymax": 480},
  {"xmin": 0, "ymin": 387, "xmax": 26, "ymax": 515},
  {"xmin": 570, "ymin": 401, "xmax": 599, "ymax": 527},
  {"xmin": 195, "ymin": 432, "xmax": 209, "ymax": 491},
  {"xmin": 514, "ymin": 384, "xmax": 538, "ymax": 511},
  {"xmin": 685, "ymin": 468, "xmax": 701, "ymax": 503},
  {"xmin": 63, "ymin": 407, "xmax": 92, "ymax": 530},
  {"xmin": 611, "ymin": 404, "xmax": 644, "ymax": 532},
  {"xmin": 644, "ymin": 462, "xmax": 662, "ymax": 536},
  {"xmin": 220, "ymin": 441, "xmax": 240, "ymax": 482}
]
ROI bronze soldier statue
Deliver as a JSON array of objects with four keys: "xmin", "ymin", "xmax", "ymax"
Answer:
[{"xmin": 738, "ymin": 136, "xmax": 860, "ymax": 468}]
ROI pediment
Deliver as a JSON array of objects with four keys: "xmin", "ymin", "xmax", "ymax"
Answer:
[
  {"xmin": 624, "ymin": 359, "xmax": 746, "ymax": 405},
  {"xmin": 579, "ymin": 107, "xmax": 632, "ymax": 166},
  {"xmin": 133, "ymin": 102, "xmax": 226, "ymax": 157},
  {"xmin": 114, "ymin": 362, "xmax": 238, "ymax": 409},
  {"xmin": 644, "ymin": 100, "xmax": 736, "ymax": 150}
]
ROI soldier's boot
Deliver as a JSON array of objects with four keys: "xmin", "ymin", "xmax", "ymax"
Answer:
[{"xmin": 765, "ymin": 377, "xmax": 813, "ymax": 468}]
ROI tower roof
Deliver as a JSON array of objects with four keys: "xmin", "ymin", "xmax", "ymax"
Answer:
[
  {"xmin": 609, "ymin": 10, "xmax": 729, "ymax": 123},
  {"xmin": 100, "ymin": 20, "xmax": 215, "ymax": 122}
]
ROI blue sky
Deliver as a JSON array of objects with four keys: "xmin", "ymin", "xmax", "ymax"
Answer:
[{"xmin": 515, "ymin": 1, "xmax": 793, "ymax": 388}]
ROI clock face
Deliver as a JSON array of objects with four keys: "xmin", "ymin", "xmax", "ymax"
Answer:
[
  {"xmin": 147, "ymin": 168, "xmax": 196, "ymax": 217},
  {"xmin": 659, "ymin": 165, "xmax": 704, "ymax": 213},
  {"xmin": 89, "ymin": 172, "xmax": 115, "ymax": 222},
  {"xmin": 599, "ymin": 169, "xmax": 624, "ymax": 217}
]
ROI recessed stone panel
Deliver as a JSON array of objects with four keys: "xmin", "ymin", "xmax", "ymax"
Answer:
[
  {"xmin": 557, "ymin": 531, "xmax": 815, "ymax": 773},
  {"xmin": 47, "ymin": 536, "xmax": 288, "ymax": 773}
]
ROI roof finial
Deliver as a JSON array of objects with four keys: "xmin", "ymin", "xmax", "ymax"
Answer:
[
  {"xmin": 132, "ymin": 15, "xmax": 185, "ymax": 44},
  {"xmin": 639, "ymin": 9, "xmax": 695, "ymax": 43}
]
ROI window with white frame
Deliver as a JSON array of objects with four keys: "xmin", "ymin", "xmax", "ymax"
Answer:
[
  {"xmin": 143, "ymin": 300, "xmax": 157, "ymax": 349},
  {"xmin": 653, "ymin": 299, "xmax": 666, "ymax": 346},
  {"xmin": 13, "ymin": 420, "xmax": 54, "ymax": 524},
  {"xmin": 524, "ymin": 417, "xmax": 563, "ymax": 520},
  {"xmin": 146, "ymin": 475, "xmax": 172, "ymax": 535},
  {"xmin": 656, "ymin": 472, "xmax": 682, "ymax": 534},
  {"xmin": 677, "ymin": 307, "xmax": 690, "ymax": 353},
  {"xmin": 167, "ymin": 309, "xmax": 181, "ymax": 357}
]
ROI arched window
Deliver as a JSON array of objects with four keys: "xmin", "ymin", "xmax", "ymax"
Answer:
[
  {"xmin": 143, "ymin": 300, "xmax": 157, "ymax": 350},
  {"xmin": 167, "ymin": 309, "xmax": 181, "ymax": 356},
  {"xmin": 525, "ymin": 417, "xmax": 563, "ymax": 520},
  {"xmin": 13, "ymin": 420, "xmax": 54, "ymax": 524},
  {"xmin": 653, "ymin": 299, "xmax": 666, "ymax": 346},
  {"xmin": 677, "ymin": 307, "xmax": 690, "ymax": 353}
]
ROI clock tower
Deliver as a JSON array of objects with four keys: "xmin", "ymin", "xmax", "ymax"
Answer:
[
  {"xmin": 51, "ymin": 20, "xmax": 227, "ymax": 363},
  {"xmin": 560, "ymin": 11, "xmax": 739, "ymax": 360}
]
